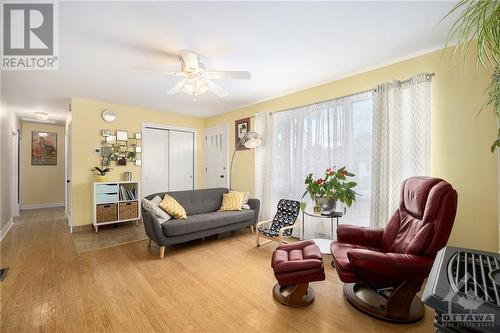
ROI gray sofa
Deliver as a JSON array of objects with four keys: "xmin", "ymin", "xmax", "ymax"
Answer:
[{"xmin": 142, "ymin": 188, "xmax": 260, "ymax": 258}]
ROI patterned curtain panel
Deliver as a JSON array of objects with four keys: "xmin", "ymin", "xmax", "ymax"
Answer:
[{"xmin": 370, "ymin": 73, "xmax": 432, "ymax": 228}]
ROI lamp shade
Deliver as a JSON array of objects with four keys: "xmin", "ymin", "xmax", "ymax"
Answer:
[{"xmin": 242, "ymin": 131, "xmax": 262, "ymax": 149}]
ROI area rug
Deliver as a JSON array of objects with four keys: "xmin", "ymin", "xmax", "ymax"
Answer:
[{"xmin": 72, "ymin": 221, "xmax": 148, "ymax": 254}]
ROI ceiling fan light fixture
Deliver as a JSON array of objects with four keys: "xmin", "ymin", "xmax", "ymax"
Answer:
[
  {"xmin": 182, "ymin": 81, "xmax": 196, "ymax": 95},
  {"xmin": 195, "ymin": 80, "xmax": 209, "ymax": 95},
  {"xmin": 34, "ymin": 112, "xmax": 49, "ymax": 121}
]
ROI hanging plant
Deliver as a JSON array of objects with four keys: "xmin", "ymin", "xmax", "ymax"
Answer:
[{"xmin": 442, "ymin": 0, "xmax": 500, "ymax": 151}]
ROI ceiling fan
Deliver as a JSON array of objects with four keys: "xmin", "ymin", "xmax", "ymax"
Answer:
[{"xmin": 141, "ymin": 50, "xmax": 251, "ymax": 99}]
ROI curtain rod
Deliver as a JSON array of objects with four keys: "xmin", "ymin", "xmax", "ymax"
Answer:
[{"xmin": 249, "ymin": 72, "xmax": 435, "ymax": 117}]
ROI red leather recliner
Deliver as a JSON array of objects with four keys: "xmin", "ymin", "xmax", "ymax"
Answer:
[{"xmin": 331, "ymin": 176, "xmax": 458, "ymax": 323}]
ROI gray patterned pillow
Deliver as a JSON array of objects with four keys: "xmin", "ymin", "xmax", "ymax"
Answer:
[
  {"xmin": 142, "ymin": 196, "xmax": 171, "ymax": 223},
  {"xmin": 230, "ymin": 190, "xmax": 251, "ymax": 210}
]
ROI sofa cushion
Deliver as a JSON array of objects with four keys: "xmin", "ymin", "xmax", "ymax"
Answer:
[
  {"xmin": 162, "ymin": 210, "xmax": 255, "ymax": 236},
  {"xmin": 219, "ymin": 192, "xmax": 244, "ymax": 211},
  {"xmin": 142, "ymin": 196, "xmax": 171, "ymax": 223},
  {"xmin": 159, "ymin": 194, "xmax": 187, "ymax": 219},
  {"xmin": 167, "ymin": 188, "xmax": 229, "ymax": 215}
]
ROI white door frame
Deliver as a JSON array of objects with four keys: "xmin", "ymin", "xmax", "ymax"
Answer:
[
  {"xmin": 11, "ymin": 129, "xmax": 19, "ymax": 217},
  {"xmin": 141, "ymin": 122, "xmax": 197, "ymax": 196},
  {"xmin": 204, "ymin": 124, "xmax": 229, "ymax": 188},
  {"xmin": 65, "ymin": 120, "xmax": 72, "ymax": 232}
]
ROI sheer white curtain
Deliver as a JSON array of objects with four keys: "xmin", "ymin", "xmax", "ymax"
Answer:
[
  {"xmin": 255, "ymin": 92, "xmax": 373, "ymax": 239},
  {"xmin": 370, "ymin": 73, "xmax": 432, "ymax": 227},
  {"xmin": 254, "ymin": 111, "xmax": 274, "ymax": 220}
]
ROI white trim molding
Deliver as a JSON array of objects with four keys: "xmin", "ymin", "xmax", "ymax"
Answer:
[
  {"xmin": 1, "ymin": 218, "xmax": 14, "ymax": 241},
  {"xmin": 21, "ymin": 202, "xmax": 64, "ymax": 210}
]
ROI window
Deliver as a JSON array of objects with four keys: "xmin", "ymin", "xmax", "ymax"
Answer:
[{"xmin": 269, "ymin": 91, "xmax": 372, "ymax": 235}]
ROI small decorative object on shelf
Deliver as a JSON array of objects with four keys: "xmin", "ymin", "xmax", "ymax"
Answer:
[
  {"xmin": 300, "ymin": 166, "xmax": 358, "ymax": 212},
  {"xmin": 92, "ymin": 166, "xmax": 112, "ymax": 182},
  {"xmin": 123, "ymin": 171, "xmax": 132, "ymax": 181}
]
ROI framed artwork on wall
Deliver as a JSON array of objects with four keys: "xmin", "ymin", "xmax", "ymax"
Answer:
[
  {"xmin": 31, "ymin": 131, "xmax": 57, "ymax": 165},
  {"xmin": 235, "ymin": 117, "xmax": 250, "ymax": 150}
]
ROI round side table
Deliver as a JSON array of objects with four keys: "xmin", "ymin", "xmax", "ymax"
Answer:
[{"xmin": 301, "ymin": 210, "xmax": 343, "ymax": 255}]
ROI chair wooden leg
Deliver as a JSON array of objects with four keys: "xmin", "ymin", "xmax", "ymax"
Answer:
[
  {"xmin": 148, "ymin": 239, "xmax": 152, "ymax": 247},
  {"xmin": 159, "ymin": 246, "xmax": 165, "ymax": 259},
  {"xmin": 255, "ymin": 232, "xmax": 260, "ymax": 247}
]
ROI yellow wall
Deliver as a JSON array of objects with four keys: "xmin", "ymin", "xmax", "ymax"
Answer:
[
  {"xmin": 70, "ymin": 98, "xmax": 205, "ymax": 227},
  {"xmin": 205, "ymin": 47, "xmax": 499, "ymax": 252},
  {"xmin": 20, "ymin": 122, "xmax": 65, "ymax": 207}
]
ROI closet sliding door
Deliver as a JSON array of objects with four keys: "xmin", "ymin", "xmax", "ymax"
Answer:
[
  {"xmin": 169, "ymin": 131, "xmax": 194, "ymax": 191},
  {"xmin": 142, "ymin": 126, "xmax": 194, "ymax": 197},
  {"xmin": 142, "ymin": 127, "xmax": 169, "ymax": 197}
]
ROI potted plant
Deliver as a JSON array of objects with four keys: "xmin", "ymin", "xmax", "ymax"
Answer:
[
  {"xmin": 301, "ymin": 167, "xmax": 358, "ymax": 213},
  {"xmin": 92, "ymin": 166, "xmax": 112, "ymax": 182}
]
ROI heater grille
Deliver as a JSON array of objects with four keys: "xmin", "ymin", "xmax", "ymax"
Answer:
[{"xmin": 448, "ymin": 251, "xmax": 500, "ymax": 307}]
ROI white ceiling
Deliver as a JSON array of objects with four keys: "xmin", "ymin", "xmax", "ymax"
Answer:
[{"xmin": 2, "ymin": 1, "xmax": 459, "ymax": 120}]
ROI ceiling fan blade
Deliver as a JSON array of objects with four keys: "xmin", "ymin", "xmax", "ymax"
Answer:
[
  {"xmin": 133, "ymin": 70, "xmax": 188, "ymax": 77},
  {"xmin": 204, "ymin": 79, "xmax": 229, "ymax": 97},
  {"xmin": 167, "ymin": 79, "xmax": 187, "ymax": 95},
  {"xmin": 202, "ymin": 71, "xmax": 251, "ymax": 80},
  {"xmin": 180, "ymin": 50, "xmax": 199, "ymax": 71}
]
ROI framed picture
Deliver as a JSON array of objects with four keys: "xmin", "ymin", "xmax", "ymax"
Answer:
[
  {"xmin": 105, "ymin": 135, "xmax": 116, "ymax": 143},
  {"xmin": 135, "ymin": 133, "xmax": 142, "ymax": 139},
  {"xmin": 235, "ymin": 118, "xmax": 250, "ymax": 150},
  {"xmin": 101, "ymin": 129, "xmax": 110, "ymax": 137},
  {"xmin": 31, "ymin": 131, "xmax": 57, "ymax": 165},
  {"xmin": 116, "ymin": 130, "xmax": 128, "ymax": 141}
]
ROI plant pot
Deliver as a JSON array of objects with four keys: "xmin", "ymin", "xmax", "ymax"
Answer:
[
  {"xmin": 315, "ymin": 197, "xmax": 337, "ymax": 212},
  {"xmin": 96, "ymin": 175, "xmax": 108, "ymax": 182}
]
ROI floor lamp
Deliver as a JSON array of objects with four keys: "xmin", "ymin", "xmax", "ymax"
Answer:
[{"xmin": 229, "ymin": 131, "xmax": 262, "ymax": 189}]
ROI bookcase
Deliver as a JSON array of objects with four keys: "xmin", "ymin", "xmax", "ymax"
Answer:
[{"xmin": 91, "ymin": 181, "xmax": 141, "ymax": 232}]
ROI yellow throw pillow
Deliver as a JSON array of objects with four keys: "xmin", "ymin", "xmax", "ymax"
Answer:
[
  {"xmin": 219, "ymin": 192, "xmax": 244, "ymax": 211},
  {"xmin": 159, "ymin": 194, "xmax": 187, "ymax": 219}
]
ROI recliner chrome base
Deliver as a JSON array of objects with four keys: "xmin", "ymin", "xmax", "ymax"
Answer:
[
  {"xmin": 273, "ymin": 283, "xmax": 315, "ymax": 307},
  {"xmin": 343, "ymin": 283, "xmax": 425, "ymax": 323}
]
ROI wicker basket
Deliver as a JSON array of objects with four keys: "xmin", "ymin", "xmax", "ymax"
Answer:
[
  {"xmin": 96, "ymin": 203, "xmax": 118, "ymax": 223},
  {"xmin": 119, "ymin": 201, "xmax": 138, "ymax": 220}
]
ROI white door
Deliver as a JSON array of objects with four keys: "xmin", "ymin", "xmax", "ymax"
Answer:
[
  {"xmin": 169, "ymin": 130, "xmax": 194, "ymax": 191},
  {"xmin": 142, "ymin": 127, "xmax": 169, "ymax": 197},
  {"xmin": 204, "ymin": 125, "xmax": 228, "ymax": 188}
]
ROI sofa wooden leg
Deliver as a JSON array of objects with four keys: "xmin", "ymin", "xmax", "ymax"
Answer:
[
  {"xmin": 250, "ymin": 225, "xmax": 254, "ymax": 234},
  {"xmin": 148, "ymin": 239, "xmax": 152, "ymax": 247},
  {"xmin": 159, "ymin": 246, "xmax": 165, "ymax": 259}
]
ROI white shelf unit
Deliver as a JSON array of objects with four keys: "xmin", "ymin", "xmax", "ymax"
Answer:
[{"xmin": 91, "ymin": 181, "xmax": 141, "ymax": 232}]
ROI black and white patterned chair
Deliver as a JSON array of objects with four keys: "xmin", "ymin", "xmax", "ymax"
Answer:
[{"xmin": 255, "ymin": 199, "xmax": 301, "ymax": 247}]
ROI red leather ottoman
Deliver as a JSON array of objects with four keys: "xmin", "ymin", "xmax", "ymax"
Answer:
[{"xmin": 271, "ymin": 240, "xmax": 325, "ymax": 306}]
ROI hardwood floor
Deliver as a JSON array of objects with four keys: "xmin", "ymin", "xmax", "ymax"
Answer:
[{"xmin": 0, "ymin": 208, "xmax": 434, "ymax": 332}]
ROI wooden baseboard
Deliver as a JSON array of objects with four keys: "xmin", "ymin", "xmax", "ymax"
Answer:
[
  {"xmin": 71, "ymin": 224, "xmax": 93, "ymax": 232},
  {"xmin": 21, "ymin": 203, "xmax": 64, "ymax": 210},
  {"xmin": 1, "ymin": 218, "xmax": 14, "ymax": 241}
]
